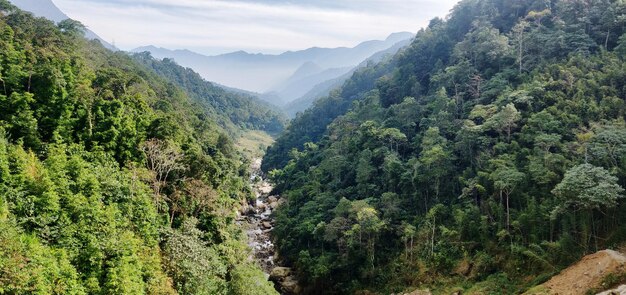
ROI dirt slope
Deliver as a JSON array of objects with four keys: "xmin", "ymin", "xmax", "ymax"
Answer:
[{"xmin": 526, "ymin": 250, "xmax": 626, "ymax": 295}]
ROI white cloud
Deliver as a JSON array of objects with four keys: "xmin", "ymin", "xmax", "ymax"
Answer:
[{"xmin": 52, "ymin": 0, "xmax": 459, "ymax": 55}]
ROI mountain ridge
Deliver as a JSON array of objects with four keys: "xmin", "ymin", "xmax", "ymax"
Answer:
[
  {"xmin": 9, "ymin": 0, "xmax": 116, "ymax": 50},
  {"xmin": 131, "ymin": 32, "xmax": 414, "ymax": 94}
]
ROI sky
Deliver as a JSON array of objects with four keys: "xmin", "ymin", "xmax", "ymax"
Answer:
[{"xmin": 52, "ymin": 0, "xmax": 460, "ymax": 56}]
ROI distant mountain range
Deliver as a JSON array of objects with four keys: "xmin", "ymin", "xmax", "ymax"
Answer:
[
  {"xmin": 282, "ymin": 37, "xmax": 414, "ymax": 117},
  {"xmin": 9, "ymin": 0, "xmax": 116, "ymax": 50},
  {"xmin": 133, "ymin": 32, "xmax": 414, "ymax": 104},
  {"xmin": 12, "ymin": 0, "xmax": 414, "ymax": 116}
]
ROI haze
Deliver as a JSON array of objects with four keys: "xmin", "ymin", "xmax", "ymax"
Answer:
[{"xmin": 52, "ymin": 0, "xmax": 459, "ymax": 55}]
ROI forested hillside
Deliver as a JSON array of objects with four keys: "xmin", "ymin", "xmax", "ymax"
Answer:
[
  {"xmin": 264, "ymin": 0, "xmax": 626, "ymax": 293},
  {"xmin": 0, "ymin": 2, "xmax": 276, "ymax": 294},
  {"xmin": 132, "ymin": 53, "xmax": 286, "ymax": 136}
]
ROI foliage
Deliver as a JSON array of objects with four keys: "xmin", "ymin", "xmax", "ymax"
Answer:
[
  {"xmin": 264, "ymin": 0, "xmax": 626, "ymax": 293},
  {"xmin": 0, "ymin": 2, "xmax": 276, "ymax": 294},
  {"xmin": 132, "ymin": 53, "xmax": 286, "ymax": 136}
]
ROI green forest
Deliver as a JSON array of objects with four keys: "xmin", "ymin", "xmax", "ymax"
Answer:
[
  {"xmin": 3, "ymin": 0, "xmax": 626, "ymax": 293},
  {"xmin": 264, "ymin": 0, "xmax": 626, "ymax": 293},
  {"xmin": 0, "ymin": 1, "xmax": 281, "ymax": 294}
]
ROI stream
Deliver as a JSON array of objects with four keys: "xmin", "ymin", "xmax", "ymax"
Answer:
[
  {"xmin": 241, "ymin": 158, "xmax": 279, "ymax": 272},
  {"xmin": 236, "ymin": 159, "xmax": 300, "ymax": 294}
]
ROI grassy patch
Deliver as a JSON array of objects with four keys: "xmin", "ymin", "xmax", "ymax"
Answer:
[{"xmin": 236, "ymin": 130, "xmax": 275, "ymax": 159}]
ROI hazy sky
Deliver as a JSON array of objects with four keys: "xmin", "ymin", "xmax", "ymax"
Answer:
[{"xmin": 52, "ymin": 0, "xmax": 460, "ymax": 55}]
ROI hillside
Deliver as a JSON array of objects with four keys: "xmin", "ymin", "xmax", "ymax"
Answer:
[
  {"xmin": 0, "ymin": 2, "xmax": 276, "ymax": 294},
  {"xmin": 283, "ymin": 37, "xmax": 414, "ymax": 117},
  {"xmin": 263, "ymin": 0, "xmax": 626, "ymax": 293},
  {"xmin": 132, "ymin": 32, "xmax": 414, "ymax": 96},
  {"xmin": 8, "ymin": 0, "xmax": 115, "ymax": 50},
  {"xmin": 132, "ymin": 53, "xmax": 286, "ymax": 136}
]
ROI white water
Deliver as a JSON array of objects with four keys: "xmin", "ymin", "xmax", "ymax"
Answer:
[{"xmin": 238, "ymin": 158, "xmax": 281, "ymax": 273}]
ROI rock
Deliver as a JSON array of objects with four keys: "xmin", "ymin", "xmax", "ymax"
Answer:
[
  {"xmin": 240, "ymin": 204, "xmax": 254, "ymax": 215},
  {"xmin": 596, "ymin": 284, "xmax": 626, "ymax": 295},
  {"xmin": 262, "ymin": 221, "xmax": 272, "ymax": 229},
  {"xmin": 281, "ymin": 276, "xmax": 302, "ymax": 294},
  {"xmin": 256, "ymin": 202, "xmax": 266, "ymax": 211},
  {"xmin": 270, "ymin": 267, "xmax": 292, "ymax": 282},
  {"xmin": 268, "ymin": 196, "xmax": 278, "ymax": 203},
  {"xmin": 269, "ymin": 201, "xmax": 279, "ymax": 209}
]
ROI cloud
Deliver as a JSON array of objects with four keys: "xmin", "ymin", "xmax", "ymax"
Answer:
[{"xmin": 52, "ymin": 0, "xmax": 459, "ymax": 55}]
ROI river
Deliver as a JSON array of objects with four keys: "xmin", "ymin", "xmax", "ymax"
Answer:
[
  {"xmin": 240, "ymin": 158, "xmax": 279, "ymax": 273},
  {"xmin": 236, "ymin": 159, "xmax": 300, "ymax": 294}
]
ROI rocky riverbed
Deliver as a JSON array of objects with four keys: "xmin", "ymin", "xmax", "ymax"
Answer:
[{"xmin": 237, "ymin": 159, "xmax": 301, "ymax": 294}]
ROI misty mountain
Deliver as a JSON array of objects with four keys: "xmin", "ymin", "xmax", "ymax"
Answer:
[
  {"xmin": 283, "ymin": 37, "xmax": 414, "ymax": 117},
  {"xmin": 269, "ymin": 63, "xmax": 353, "ymax": 105},
  {"xmin": 132, "ymin": 32, "xmax": 414, "ymax": 95},
  {"xmin": 9, "ymin": 0, "xmax": 116, "ymax": 50}
]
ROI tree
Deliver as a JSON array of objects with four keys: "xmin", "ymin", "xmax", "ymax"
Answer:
[
  {"xmin": 57, "ymin": 19, "xmax": 86, "ymax": 37},
  {"xmin": 552, "ymin": 164, "xmax": 625, "ymax": 251},
  {"xmin": 418, "ymin": 127, "xmax": 452, "ymax": 203},
  {"xmin": 141, "ymin": 139, "xmax": 185, "ymax": 210},
  {"xmin": 454, "ymin": 20, "xmax": 512, "ymax": 72},
  {"xmin": 552, "ymin": 164, "xmax": 624, "ymax": 212},
  {"xmin": 489, "ymin": 155, "xmax": 525, "ymax": 231},
  {"xmin": 510, "ymin": 20, "xmax": 530, "ymax": 73},
  {"xmin": 354, "ymin": 206, "xmax": 385, "ymax": 269},
  {"xmin": 488, "ymin": 103, "xmax": 521, "ymax": 141}
]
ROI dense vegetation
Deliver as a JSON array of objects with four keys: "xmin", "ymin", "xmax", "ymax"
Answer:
[
  {"xmin": 0, "ymin": 2, "xmax": 277, "ymax": 294},
  {"xmin": 265, "ymin": 0, "xmax": 626, "ymax": 293},
  {"xmin": 132, "ymin": 53, "xmax": 286, "ymax": 136}
]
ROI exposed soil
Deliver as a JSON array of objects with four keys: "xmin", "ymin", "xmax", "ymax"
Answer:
[{"xmin": 528, "ymin": 250, "xmax": 626, "ymax": 295}]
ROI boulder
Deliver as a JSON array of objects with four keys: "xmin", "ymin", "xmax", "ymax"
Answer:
[
  {"xmin": 269, "ymin": 201, "xmax": 279, "ymax": 209},
  {"xmin": 269, "ymin": 267, "xmax": 292, "ymax": 281},
  {"xmin": 240, "ymin": 204, "xmax": 255, "ymax": 215},
  {"xmin": 262, "ymin": 221, "xmax": 272, "ymax": 229},
  {"xmin": 597, "ymin": 285, "xmax": 626, "ymax": 295},
  {"xmin": 256, "ymin": 202, "xmax": 266, "ymax": 211},
  {"xmin": 268, "ymin": 196, "xmax": 278, "ymax": 203},
  {"xmin": 281, "ymin": 277, "xmax": 302, "ymax": 294}
]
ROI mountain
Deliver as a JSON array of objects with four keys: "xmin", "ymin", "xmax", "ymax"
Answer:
[
  {"xmin": 0, "ymin": 1, "xmax": 276, "ymax": 294},
  {"xmin": 270, "ymin": 64, "xmax": 353, "ymax": 106},
  {"xmin": 282, "ymin": 37, "xmax": 414, "ymax": 117},
  {"xmin": 131, "ymin": 53, "xmax": 286, "ymax": 136},
  {"xmin": 264, "ymin": 0, "xmax": 626, "ymax": 293},
  {"xmin": 9, "ymin": 0, "xmax": 116, "ymax": 50},
  {"xmin": 132, "ymin": 32, "xmax": 414, "ymax": 95}
]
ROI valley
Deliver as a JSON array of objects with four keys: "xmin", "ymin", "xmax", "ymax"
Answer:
[{"xmin": 1, "ymin": 0, "xmax": 626, "ymax": 294}]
